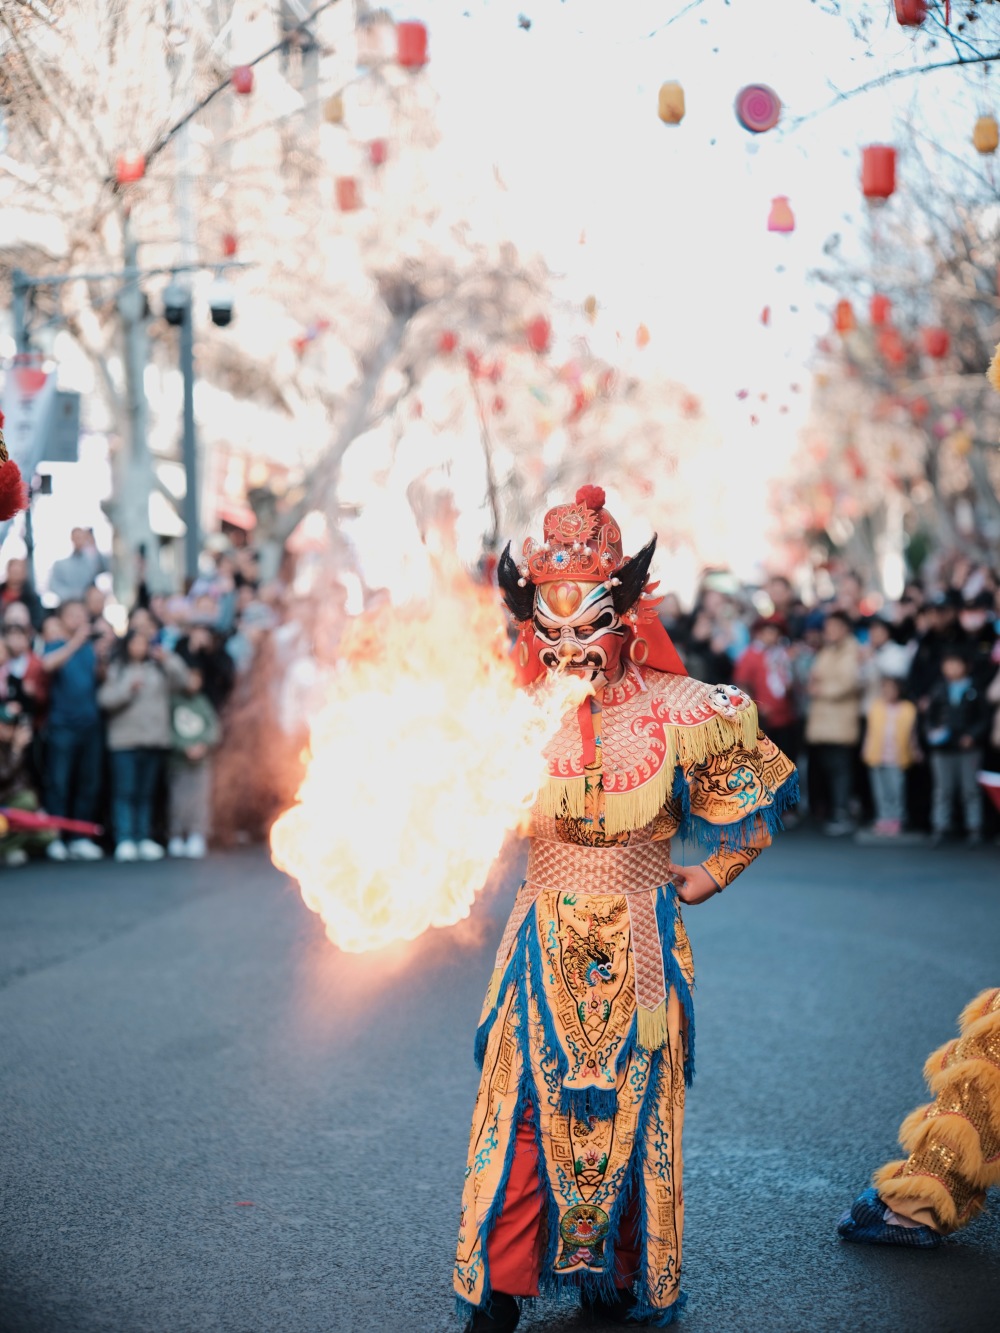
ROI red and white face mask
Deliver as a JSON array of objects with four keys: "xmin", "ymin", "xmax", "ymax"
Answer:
[{"xmin": 532, "ymin": 579, "xmax": 626, "ymax": 689}]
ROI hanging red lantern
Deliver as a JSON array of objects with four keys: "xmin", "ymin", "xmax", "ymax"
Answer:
[
  {"xmin": 636, "ymin": 323, "xmax": 651, "ymax": 348},
  {"xmin": 921, "ymin": 326, "xmax": 950, "ymax": 359},
  {"xmin": 397, "ymin": 20, "xmax": 428, "ymax": 68},
  {"xmin": 870, "ymin": 293, "xmax": 891, "ymax": 327},
  {"xmin": 760, "ymin": 306, "xmax": 771, "ymax": 326},
  {"xmin": 115, "ymin": 155, "xmax": 146, "ymax": 185},
  {"xmin": 767, "ymin": 196, "xmax": 795, "ymax": 233},
  {"xmin": 878, "ymin": 328, "xmax": 907, "ymax": 368},
  {"xmin": 834, "ymin": 299, "xmax": 856, "ymax": 334},
  {"xmin": 335, "ymin": 177, "xmax": 360, "ymax": 211},
  {"xmin": 526, "ymin": 316, "xmax": 551, "ymax": 354},
  {"xmin": 231, "ymin": 65, "xmax": 254, "ymax": 95},
  {"xmin": 910, "ymin": 396, "xmax": 930, "ymax": 422},
  {"xmin": 369, "ymin": 139, "xmax": 388, "ymax": 167},
  {"xmin": 438, "ymin": 330, "xmax": 458, "ymax": 355},
  {"xmin": 894, "ymin": 0, "xmax": 927, "ymax": 25},
  {"xmin": 862, "ymin": 145, "xmax": 896, "ymax": 201},
  {"xmin": 222, "ymin": 232, "xmax": 238, "ymax": 258}
]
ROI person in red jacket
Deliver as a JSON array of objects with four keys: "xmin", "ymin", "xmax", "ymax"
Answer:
[{"xmin": 735, "ymin": 615, "xmax": 800, "ymax": 762}]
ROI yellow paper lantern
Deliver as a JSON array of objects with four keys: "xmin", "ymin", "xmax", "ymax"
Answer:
[
  {"xmin": 583, "ymin": 295, "xmax": 597, "ymax": 318},
  {"xmin": 658, "ymin": 82, "xmax": 685, "ymax": 125},
  {"xmin": 974, "ymin": 115, "xmax": 999, "ymax": 155},
  {"xmin": 324, "ymin": 93, "xmax": 344, "ymax": 124},
  {"xmin": 636, "ymin": 323, "xmax": 651, "ymax": 348}
]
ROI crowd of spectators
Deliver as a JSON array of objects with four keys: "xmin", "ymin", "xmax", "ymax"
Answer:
[
  {"xmin": 0, "ymin": 526, "xmax": 333, "ymax": 868},
  {"xmin": 0, "ymin": 521, "xmax": 998, "ymax": 868},
  {"xmin": 662, "ymin": 563, "xmax": 1000, "ymax": 846}
]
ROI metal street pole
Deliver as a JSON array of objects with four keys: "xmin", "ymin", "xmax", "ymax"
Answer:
[
  {"xmin": 179, "ymin": 294, "xmax": 200, "ymax": 585},
  {"xmin": 9, "ymin": 270, "xmax": 36, "ymax": 585}
]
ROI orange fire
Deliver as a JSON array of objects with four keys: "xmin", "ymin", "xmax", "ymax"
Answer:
[{"xmin": 269, "ymin": 555, "xmax": 585, "ymax": 954}]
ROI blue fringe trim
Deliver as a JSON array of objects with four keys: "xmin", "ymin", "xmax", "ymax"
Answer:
[
  {"xmin": 631, "ymin": 1289, "xmax": 688, "ymax": 1325},
  {"xmin": 559, "ymin": 1084, "xmax": 619, "ymax": 1121},
  {"xmin": 675, "ymin": 768, "xmax": 800, "ymax": 857},
  {"xmin": 655, "ymin": 886, "xmax": 696, "ymax": 1085}
]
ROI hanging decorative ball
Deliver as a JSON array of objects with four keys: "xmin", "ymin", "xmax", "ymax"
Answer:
[
  {"xmin": 222, "ymin": 232, "xmax": 238, "ymax": 258},
  {"xmin": 657, "ymin": 82, "xmax": 686, "ymax": 125},
  {"xmin": 862, "ymin": 145, "xmax": 896, "ymax": 201},
  {"xmin": 894, "ymin": 0, "xmax": 927, "ymax": 25},
  {"xmin": 761, "ymin": 306, "xmax": 771, "ymax": 326},
  {"xmin": 949, "ymin": 430, "xmax": 972, "ymax": 456},
  {"xmin": 870, "ymin": 293, "xmax": 892, "ymax": 327},
  {"xmin": 834, "ymin": 299, "xmax": 856, "ymax": 334},
  {"xmin": 397, "ymin": 20, "xmax": 429, "ymax": 68},
  {"xmin": 922, "ymin": 326, "xmax": 950, "ymax": 359},
  {"xmin": 335, "ymin": 177, "xmax": 360, "ymax": 212},
  {"xmin": 369, "ymin": 138, "xmax": 388, "ymax": 166},
  {"xmin": 636, "ymin": 323, "xmax": 651, "ymax": 347},
  {"xmin": 734, "ymin": 84, "xmax": 782, "ymax": 134},
  {"xmin": 438, "ymin": 330, "xmax": 458, "ymax": 354},
  {"xmin": 974, "ymin": 115, "xmax": 999, "ymax": 155},
  {"xmin": 583, "ymin": 294, "xmax": 597, "ymax": 319},
  {"xmin": 324, "ymin": 94, "xmax": 344, "ymax": 124},
  {"xmin": 767, "ymin": 196, "xmax": 795, "ymax": 233},
  {"xmin": 231, "ymin": 65, "xmax": 254, "ymax": 95},
  {"xmin": 115, "ymin": 155, "xmax": 146, "ymax": 185},
  {"xmin": 526, "ymin": 316, "xmax": 551, "ymax": 354}
]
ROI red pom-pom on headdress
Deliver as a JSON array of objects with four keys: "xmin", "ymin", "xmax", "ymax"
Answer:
[
  {"xmin": 575, "ymin": 484, "xmax": 606, "ymax": 511},
  {"xmin": 0, "ymin": 417, "xmax": 29, "ymax": 521},
  {"xmin": 0, "ymin": 460, "xmax": 29, "ymax": 521}
]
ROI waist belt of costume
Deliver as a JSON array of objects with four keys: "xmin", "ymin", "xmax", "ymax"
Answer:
[{"xmin": 492, "ymin": 837, "xmax": 675, "ymax": 1036}]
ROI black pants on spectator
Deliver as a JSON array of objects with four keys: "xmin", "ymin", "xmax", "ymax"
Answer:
[{"xmin": 812, "ymin": 743, "xmax": 854, "ymax": 824}]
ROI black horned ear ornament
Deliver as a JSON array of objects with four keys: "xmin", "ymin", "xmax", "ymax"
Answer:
[{"xmin": 498, "ymin": 485, "xmax": 688, "ymax": 684}]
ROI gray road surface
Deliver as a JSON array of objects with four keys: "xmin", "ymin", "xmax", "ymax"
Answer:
[{"xmin": 1, "ymin": 832, "xmax": 998, "ymax": 1333}]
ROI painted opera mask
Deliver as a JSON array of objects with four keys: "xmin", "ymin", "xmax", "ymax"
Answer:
[{"xmin": 532, "ymin": 578, "xmax": 626, "ymax": 688}]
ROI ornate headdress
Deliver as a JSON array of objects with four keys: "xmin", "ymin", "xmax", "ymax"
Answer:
[{"xmin": 497, "ymin": 484, "xmax": 687, "ymax": 684}]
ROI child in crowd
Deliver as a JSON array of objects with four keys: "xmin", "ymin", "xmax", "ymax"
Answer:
[
  {"xmin": 861, "ymin": 675, "xmax": 919, "ymax": 837},
  {"xmin": 167, "ymin": 669, "xmax": 220, "ymax": 859},
  {"xmin": 98, "ymin": 629, "xmax": 191, "ymax": 862},
  {"xmin": 925, "ymin": 648, "xmax": 990, "ymax": 847}
]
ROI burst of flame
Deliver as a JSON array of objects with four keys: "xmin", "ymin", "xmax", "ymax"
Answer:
[{"xmin": 269, "ymin": 554, "xmax": 585, "ymax": 954}]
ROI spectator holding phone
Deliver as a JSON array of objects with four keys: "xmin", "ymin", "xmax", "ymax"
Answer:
[
  {"xmin": 41, "ymin": 599, "xmax": 105, "ymax": 861},
  {"xmin": 98, "ymin": 629, "xmax": 191, "ymax": 862}
]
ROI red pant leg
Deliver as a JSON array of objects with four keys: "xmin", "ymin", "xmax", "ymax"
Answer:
[
  {"xmin": 613, "ymin": 1192, "xmax": 642, "ymax": 1289},
  {"xmin": 485, "ymin": 1112, "xmax": 544, "ymax": 1298}
]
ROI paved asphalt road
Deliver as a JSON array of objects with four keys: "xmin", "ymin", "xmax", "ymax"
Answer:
[{"xmin": 1, "ymin": 831, "xmax": 998, "ymax": 1333}]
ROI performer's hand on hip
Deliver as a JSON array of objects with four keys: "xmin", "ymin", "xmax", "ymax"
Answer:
[{"xmin": 667, "ymin": 861, "xmax": 720, "ymax": 906}]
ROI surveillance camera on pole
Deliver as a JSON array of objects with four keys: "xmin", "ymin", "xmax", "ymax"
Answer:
[
  {"xmin": 208, "ymin": 277, "xmax": 234, "ymax": 328},
  {"xmin": 163, "ymin": 281, "xmax": 189, "ymax": 327}
]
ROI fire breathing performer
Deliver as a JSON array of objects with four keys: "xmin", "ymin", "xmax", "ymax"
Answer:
[
  {"xmin": 838, "ymin": 987, "xmax": 1000, "ymax": 1248},
  {"xmin": 454, "ymin": 486, "xmax": 798, "ymax": 1330}
]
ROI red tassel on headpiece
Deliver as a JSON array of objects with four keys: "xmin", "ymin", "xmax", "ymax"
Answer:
[{"xmin": 0, "ymin": 414, "xmax": 29, "ymax": 521}]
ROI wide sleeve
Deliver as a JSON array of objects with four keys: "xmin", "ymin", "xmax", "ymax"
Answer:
[{"xmin": 673, "ymin": 728, "xmax": 799, "ymax": 889}]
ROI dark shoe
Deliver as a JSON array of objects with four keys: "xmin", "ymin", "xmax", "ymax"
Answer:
[
  {"xmin": 836, "ymin": 1187, "xmax": 941, "ymax": 1248},
  {"xmin": 966, "ymin": 832, "xmax": 983, "ymax": 849},
  {"xmin": 928, "ymin": 832, "xmax": 946, "ymax": 848},
  {"xmin": 582, "ymin": 1287, "xmax": 639, "ymax": 1325},
  {"xmin": 465, "ymin": 1292, "xmax": 520, "ymax": 1333}
]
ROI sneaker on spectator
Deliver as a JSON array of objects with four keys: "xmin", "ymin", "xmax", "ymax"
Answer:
[
  {"xmin": 167, "ymin": 836, "xmax": 187, "ymax": 859},
  {"xmin": 137, "ymin": 839, "xmax": 164, "ymax": 862},
  {"xmin": 966, "ymin": 832, "xmax": 983, "ymax": 849},
  {"xmin": 185, "ymin": 833, "xmax": 207, "ymax": 860},
  {"xmin": 68, "ymin": 838, "xmax": 104, "ymax": 861},
  {"xmin": 115, "ymin": 840, "xmax": 138, "ymax": 862},
  {"xmin": 4, "ymin": 848, "xmax": 28, "ymax": 867},
  {"xmin": 824, "ymin": 820, "xmax": 855, "ymax": 837},
  {"xmin": 46, "ymin": 839, "xmax": 69, "ymax": 862}
]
